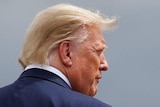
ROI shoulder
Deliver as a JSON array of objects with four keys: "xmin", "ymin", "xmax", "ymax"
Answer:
[
  {"xmin": 42, "ymin": 85, "xmax": 111, "ymax": 107},
  {"xmin": 61, "ymin": 89, "xmax": 112, "ymax": 107},
  {"xmin": 0, "ymin": 76, "xmax": 111, "ymax": 107},
  {"xmin": 22, "ymin": 81, "xmax": 111, "ymax": 107}
]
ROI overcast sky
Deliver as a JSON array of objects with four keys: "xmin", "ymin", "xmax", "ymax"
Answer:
[{"xmin": 0, "ymin": 0, "xmax": 160, "ymax": 107}]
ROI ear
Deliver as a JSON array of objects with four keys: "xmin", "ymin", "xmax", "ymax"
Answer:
[{"xmin": 58, "ymin": 40, "xmax": 72, "ymax": 67}]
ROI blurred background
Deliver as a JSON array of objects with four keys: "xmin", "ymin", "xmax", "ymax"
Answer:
[{"xmin": 0, "ymin": 0, "xmax": 160, "ymax": 107}]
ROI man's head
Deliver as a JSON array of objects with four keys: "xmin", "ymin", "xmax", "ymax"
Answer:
[{"xmin": 18, "ymin": 4, "xmax": 117, "ymax": 96}]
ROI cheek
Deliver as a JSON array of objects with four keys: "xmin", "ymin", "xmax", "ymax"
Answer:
[
  {"xmin": 89, "ymin": 56, "xmax": 100, "ymax": 70},
  {"xmin": 80, "ymin": 54, "xmax": 100, "ymax": 80},
  {"xmin": 73, "ymin": 53, "xmax": 100, "ymax": 80},
  {"xmin": 82, "ymin": 65, "xmax": 97, "ymax": 85}
]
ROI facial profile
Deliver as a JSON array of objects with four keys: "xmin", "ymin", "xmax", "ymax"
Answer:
[{"xmin": 64, "ymin": 24, "xmax": 109, "ymax": 96}]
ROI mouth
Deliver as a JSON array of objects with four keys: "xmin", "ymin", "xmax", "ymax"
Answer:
[
  {"xmin": 96, "ymin": 75, "xmax": 102, "ymax": 84},
  {"xmin": 96, "ymin": 78, "xmax": 101, "ymax": 84},
  {"xmin": 96, "ymin": 79, "xmax": 100, "ymax": 84}
]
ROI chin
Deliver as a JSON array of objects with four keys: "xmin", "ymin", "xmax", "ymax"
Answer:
[{"xmin": 89, "ymin": 87, "xmax": 98, "ymax": 97}]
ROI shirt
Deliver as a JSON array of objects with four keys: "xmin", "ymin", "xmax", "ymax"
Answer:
[{"xmin": 25, "ymin": 64, "xmax": 72, "ymax": 88}]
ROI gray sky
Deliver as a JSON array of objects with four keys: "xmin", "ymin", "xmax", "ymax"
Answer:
[{"xmin": 0, "ymin": 0, "xmax": 160, "ymax": 107}]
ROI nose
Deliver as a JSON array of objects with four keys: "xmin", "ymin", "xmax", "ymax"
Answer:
[{"xmin": 99, "ymin": 54, "xmax": 109, "ymax": 71}]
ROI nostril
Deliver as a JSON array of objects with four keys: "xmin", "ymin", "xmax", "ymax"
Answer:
[
  {"xmin": 99, "ymin": 54, "xmax": 109, "ymax": 71},
  {"xmin": 99, "ymin": 64, "xmax": 109, "ymax": 71}
]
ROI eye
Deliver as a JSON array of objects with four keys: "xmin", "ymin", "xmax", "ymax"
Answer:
[{"xmin": 97, "ymin": 50, "xmax": 103, "ymax": 56}]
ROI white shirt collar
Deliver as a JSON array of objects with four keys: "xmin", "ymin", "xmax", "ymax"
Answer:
[{"xmin": 25, "ymin": 64, "xmax": 72, "ymax": 88}]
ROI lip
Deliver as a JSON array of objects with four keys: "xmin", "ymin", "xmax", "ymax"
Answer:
[
  {"xmin": 96, "ymin": 75, "xmax": 102, "ymax": 84},
  {"xmin": 96, "ymin": 79, "xmax": 100, "ymax": 84},
  {"xmin": 96, "ymin": 75, "xmax": 102, "ymax": 80},
  {"xmin": 96, "ymin": 78, "xmax": 101, "ymax": 84}
]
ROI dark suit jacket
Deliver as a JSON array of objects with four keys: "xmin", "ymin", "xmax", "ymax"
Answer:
[{"xmin": 0, "ymin": 68, "xmax": 111, "ymax": 107}]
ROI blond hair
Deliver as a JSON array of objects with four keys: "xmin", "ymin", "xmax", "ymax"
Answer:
[{"xmin": 18, "ymin": 4, "xmax": 118, "ymax": 69}]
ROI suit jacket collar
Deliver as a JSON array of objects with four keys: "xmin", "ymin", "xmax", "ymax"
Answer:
[{"xmin": 18, "ymin": 68, "xmax": 71, "ymax": 89}]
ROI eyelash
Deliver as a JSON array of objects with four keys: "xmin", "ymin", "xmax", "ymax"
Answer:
[{"xmin": 97, "ymin": 50, "xmax": 103, "ymax": 55}]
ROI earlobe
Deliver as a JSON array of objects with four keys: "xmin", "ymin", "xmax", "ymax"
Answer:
[{"xmin": 59, "ymin": 41, "xmax": 72, "ymax": 67}]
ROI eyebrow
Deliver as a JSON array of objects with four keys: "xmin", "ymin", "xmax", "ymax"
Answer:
[
  {"xmin": 96, "ymin": 45, "xmax": 108, "ymax": 51},
  {"xmin": 93, "ymin": 40, "xmax": 108, "ymax": 51}
]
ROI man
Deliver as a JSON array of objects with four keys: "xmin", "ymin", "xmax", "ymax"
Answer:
[{"xmin": 0, "ymin": 4, "xmax": 117, "ymax": 107}]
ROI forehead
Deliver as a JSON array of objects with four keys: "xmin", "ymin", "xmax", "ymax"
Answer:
[{"xmin": 86, "ymin": 24, "xmax": 107, "ymax": 48}]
